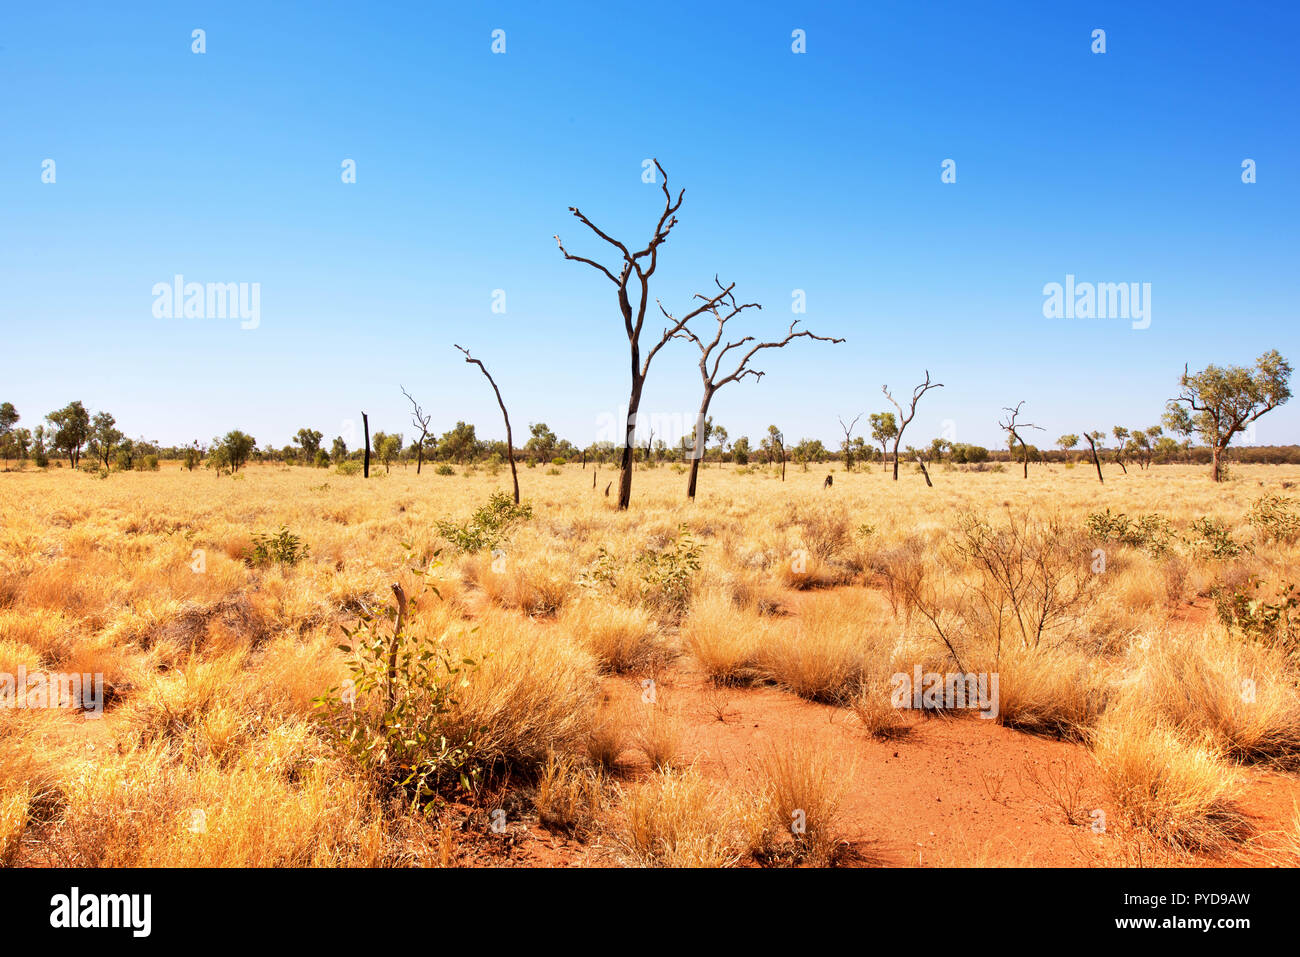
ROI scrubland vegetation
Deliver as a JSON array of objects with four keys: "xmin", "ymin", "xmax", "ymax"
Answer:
[{"xmin": 2, "ymin": 459, "xmax": 1300, "ymax": 867}]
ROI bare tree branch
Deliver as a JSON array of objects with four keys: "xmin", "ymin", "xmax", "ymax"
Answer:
[
  {"xmin": 882, "ymin": 371, "xmax": 944, "ymax": 480},
  {"xmin": 454, "ymin": 345, "xmax": 520, "ymax": 504}
]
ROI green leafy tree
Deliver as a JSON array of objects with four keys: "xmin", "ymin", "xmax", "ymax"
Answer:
[
  {"xmin": 89, "ymin": 411, "xmax": 124, "ymax": 469},
  {"xmin": 373, "ymin": 431, "xmax": 402, "ymax": 473},
  {"xmin": 525, "ymin": 422, "xmax": 557, "ymax": 464},
  {"xmin": 731, "ymin": 435, "xmax": 750, "ymax": 466},
  {"xmin": 1172, "ymin": 350, "xmax": 1293, "ymax": 482},
  {"xmin": 46, "ymin": 401, "xmax": 91, "ymax": 468},
  {"xmin": 217, "ymin": 430, "xmax": 256, "ymax": 473},
  {"xmin": 294, "ymin": 428, "xmax": 323, "ymax": 461},
  {"xmin": 31, "ymin": 426, "xmax": 49, "ymax": 468},
  {"xmin": 1161, "ymin": 403, "xmax": 1196, "ymax": 462},
  {"xmin": 869, "ymin": 412, "xmax": 898, "ymax": 472},
  {"xmin": 0, "ymin": 403, "xmax": 20, "ymax": 464},
  {"xmin": 439, "ymin": 421, "xmax": 478, "ymax": 464}
]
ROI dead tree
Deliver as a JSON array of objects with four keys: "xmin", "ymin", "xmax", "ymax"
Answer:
[
  {"xmin": 914, "ymin": 452, "xmax": 934, "ymax": 487},
  {"xmin": 556, "ymin": 159, "xmax": 732, "ymax": 510},
  {"xmin": 883, "ymin": 371, "xmax": 944, "ymax": 480},
  {"xmin": 455, "ymin": 345, "xmax": 520, "ymax": 504},
  {"xmin": 1082, "ymin": 431, "xmax": 1105, "ymax": 484},
  {"xmin": 998, "ymin": 402, "xmax": 1044, "ymax": 478},
  {"xmin": 400, "ymin": 385, "xmax": 434, "ymax": 475},
  {"xmin": 838, "ymin": 413, "xmax": 863, "ymax": 472},
  {"xmin": 674, "ymin": 279, "xmax": 842, "ymax": 500},
  {"xmin": 362, "ymin": 412, "xmax": 370, "ymax": 478}
]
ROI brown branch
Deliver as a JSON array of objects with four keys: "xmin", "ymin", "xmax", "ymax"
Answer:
[{"xmin": 455, "ymin": 345, "xmax": 520, "ymax": 504}]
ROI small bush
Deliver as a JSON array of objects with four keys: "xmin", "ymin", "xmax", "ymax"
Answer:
[
  {"xmin": 315, "ymin": 609, "xmax": 480, "ymax": 807},
  {"xmin": 436, "ymin": 464, "xmax": 455, "ymax": 476},
  {"xmin": 1248, "ymin": 495, "xmax": 1300, "ymax": 545},
  {"xmin": 435, "ymin": 491, "xmax": 533, "ymax": 553},
  {"xmin": 1085, "ymin": 509, "xmax": 1174, "ymax": 556},
  {"xmin": 1185, "ymin": 517, "xmax": 1248, "ymax": 560},
  {"xmin": 1213, "ymin": 577, "xmax": 1299, "ymax": 650},
  {"xmin": 248, "ymin": 526, "xmax": 309, "ymax": 566},
  {"xmin": 635, "ymin": 524, "xmax": 702, "ymax": 620}
]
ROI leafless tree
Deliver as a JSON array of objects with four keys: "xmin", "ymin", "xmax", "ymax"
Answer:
[
  {"xmin": 914, "ymin": 450, "xmax": 934, "ymax": 487},
  {"xmin": 838, "ymin": 413, "xmax": 863, "ymax": 472},
  {"xmin": 1082, "ymin": 430, "xmax": 1104, "ymax": 484},
  {"xmin": 400, "ymin": 385, "xmax": 434, "ymax": 474},
  {"xmin": 673, "ymin": 278, "xmax": 842, "ymax": 500},
  {"xmin": 999, "ymin": 402, "xmax": 1044, "ymax": 478},
  {"xmin": 454, "ymin": 345, "xmax": 520, "ymax": 504},
  {"xmin": 883, "ymin": 371, "xmax": 944, "ymax": 480},
  {"xmin": 362, "ymin": 412, "xmax": 370, "ymax": 479},
  {"xmin": 555, "ymin": 159, "xmax": 732, "ymax": 510}
]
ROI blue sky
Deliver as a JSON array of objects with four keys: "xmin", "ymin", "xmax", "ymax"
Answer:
[{"xmin": 2, "ymin": 1, "xmax": 1297, "ymax": 451}]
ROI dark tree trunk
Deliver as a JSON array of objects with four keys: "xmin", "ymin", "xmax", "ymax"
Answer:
[
  {"xmin": 362, "ymin": 413, "xmax": 370, "ymax": 479},
  {"xmin": 617, "ymin": 379, "xmax": 643, "ymax": 510},
  {"xmin": 1084, "ymin": 433, "xmax": 1104, "ymax": 483},
  {"xmin": 686, "ymin": 391, "xmax": 714, "ymax": 500},
  {"xmin": 916, "ymin": 456, "xmax": 933, "ymax": 487}
]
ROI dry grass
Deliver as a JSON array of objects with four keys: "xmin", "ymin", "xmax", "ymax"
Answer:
[
  {"xmin": 607, "ymin": 767, "xmax": 762, "ymax": 867},
  {"xmin": 2, "ymin": 460, "xmax": 1298, "ymax": 865},
  {"xmin": 1092, "ymin": 712, "xmax": 1250, "ymax": 854},
  {"xmin": 755, "ymin": 737, "xmax": 851, "ymax": 864}
]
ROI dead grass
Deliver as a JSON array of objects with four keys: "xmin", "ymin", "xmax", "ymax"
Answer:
[{"xmin": 1, "ymin": 461, "xmax": 1298, "ymax": 867}]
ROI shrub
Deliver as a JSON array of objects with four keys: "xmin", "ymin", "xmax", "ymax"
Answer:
[
  {"xmin": 314, "ymin": 588, "xmax": 480, "ymax": 807},
  {"xmin": 334, "ymin": 460, "xmax": 361, "ymax": 476},
  {"xmin": 1212, "ymin": 577, "xmax": 1299, "ymax": 650},
  {"xmin": 436, "ymin": 464, "xmax": 455, "ymax": 476},
  {"xmin": 1085, "ymin": 509, "xmax": 1174, "ymax": 556},
  {"xmin": 1185, "ymin": 517, "xmax": 1247, "ymax": 560},
  {"xmin": 142, "ymin": 455, "xmax": 160, "ymax": 471},
  {"xmin": 1248, "ymin": 495, "xmax": 1300, "ymax": 545},
  {"xmin": 635, "ymin": 524, "xmax": 701, "ymax": 620},
  {"xmin": 248, "ymin": 526, "xmax": 309, "ymax": 567},
  {"xmin": 1093, "ymin": 715, "xmax": 1247, "ymax": 853},
  {"xmin": 435, "ymin": 491, "xmax": 533, "ymax": 553}
]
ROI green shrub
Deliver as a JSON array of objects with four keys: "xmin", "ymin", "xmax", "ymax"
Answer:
[
  {"xmin": 142, "ymin": 455, "xmax": 160, "ymax": 471},
  {"xmin": 335, "ymin": 460, "xmax": 361, "ymax": 476},
  {"xmin": 1213, "ymin": 577, "xmax": 1299, "ymax": 649},
  {"xmin": 1247, "ymin": 495, "xmax": 1300, "ymax": 545},
  {"xmin": 636, "ymin": 524, "xmax": 702, "ymax": 619},
  {"xmin": 314, "ymin": 567, "xmax": 480, "ymax": 808},
  {"xmin": 1085, "ymin": 509, "xmax": 1174, "ymax": 556},
  {"xmin": 435, "ymin": 491, "xmax": 533, "ymax": 553},
  {"xmin": 436, "ymin": 464, "xmax": 455, "ymax": 476},
  {"xmin": 248, "ymin": 525, "xmax": 309, "ymax": 566},
  {"xmin": 1185, "ymin": 517, "xmax": 1248, "ymax": 560}
]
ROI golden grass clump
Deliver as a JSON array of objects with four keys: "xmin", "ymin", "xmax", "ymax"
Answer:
[
  {"xmin": 1092, "ymin": 712, "xmax": 1248, "ymax": 854},
  {"xmin": 682, "ymin": 590, "xmax": 768, "ymax": 685},
  {"xmin": 609, "ymin": 767, "xmax": 760, "ymax": 867},
  {"xmin": 559, "ymin": 599, "xmax": 664, "ymax": 674}
]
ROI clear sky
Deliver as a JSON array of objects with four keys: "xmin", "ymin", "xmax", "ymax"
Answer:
[{"xmin": 2, "ymin": 1, "xmax": 1297, "ymax": 452}]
